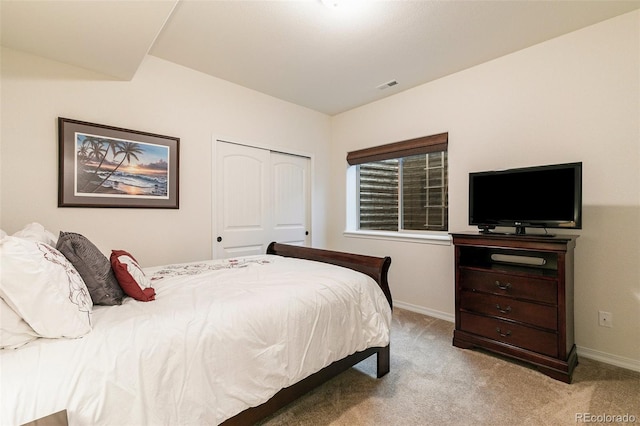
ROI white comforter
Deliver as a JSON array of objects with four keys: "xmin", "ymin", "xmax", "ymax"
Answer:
[{"xmin": 0, "ymin": 255, "xmax": 391, "ymax": 425}]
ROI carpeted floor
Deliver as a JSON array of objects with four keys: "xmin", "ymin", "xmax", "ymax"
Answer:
[{"xmin": 260, "ymin": 308, "xmax": 640, "ymax": 425}]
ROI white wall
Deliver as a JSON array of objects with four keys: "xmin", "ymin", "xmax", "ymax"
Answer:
[
  {"xmin": 0, "ymin": 49, "xmax": 331, "ymax": 267},
  {"xmin": 328, "ymin": 11, "xmax": 640, "ymax": 368}
]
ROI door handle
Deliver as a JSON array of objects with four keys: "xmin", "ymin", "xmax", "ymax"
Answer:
[{"xmin": 217, "ymin": 236, "xmax": 222, "ymax": 242}]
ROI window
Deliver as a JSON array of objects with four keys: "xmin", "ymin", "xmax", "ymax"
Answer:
[{"xmin": 347, "ymin": 133, "xmax": 448, "ymax": 233}]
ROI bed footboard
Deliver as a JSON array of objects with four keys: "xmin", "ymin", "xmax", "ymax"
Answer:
[
  {"xmin": 266, "ymin": 242, "xmax": 393, "ymax": 309},
  {"xmin": 221, "ymin": 243, "xmax": 393, "ymax": 425},
  {"xmin": 222, "ymin": 345, "xmax": 390, "ymax": 426}
]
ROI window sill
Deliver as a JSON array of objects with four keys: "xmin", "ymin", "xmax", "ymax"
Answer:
[{"xmin": 343, "ymin": 230, "xmax": 452, "ymax": 246}]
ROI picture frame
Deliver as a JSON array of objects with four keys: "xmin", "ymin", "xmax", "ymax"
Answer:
[{"xmin": 58, "ymin": 117, "xmax": 179, "ymax": 208}]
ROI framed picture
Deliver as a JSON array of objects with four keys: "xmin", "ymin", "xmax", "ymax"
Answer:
[{"xmin": 58, "ymin": 117, "xmax": 179, "ymax": 208}]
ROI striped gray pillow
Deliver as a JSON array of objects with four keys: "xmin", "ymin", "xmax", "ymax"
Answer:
[{"xmin": 56, "ymin": 232, "xmax": 124, "ymax": 306}]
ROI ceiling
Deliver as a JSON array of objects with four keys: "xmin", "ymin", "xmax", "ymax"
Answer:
[{"xmin": 2, "ymin": 0, "xmax": 639, "ymax": 115}]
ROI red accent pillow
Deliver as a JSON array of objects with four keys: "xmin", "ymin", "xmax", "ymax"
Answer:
[{"xmin": 110, "ymin": 250, "xmax": 155, "ymax": 302}]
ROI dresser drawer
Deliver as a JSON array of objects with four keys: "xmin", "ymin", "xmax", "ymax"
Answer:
[
  {"xmin": 459, "ymin": 291, "xmax": 557, "ymax": 330},
  {"xmin": 459, "ymin": 269, "xmax": 557, "ymax": 304},
  {"xmin": 459, "ymin": 312, "xmax": 558, "ymax": 357}
]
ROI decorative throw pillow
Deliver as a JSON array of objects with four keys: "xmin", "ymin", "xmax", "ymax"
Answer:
[
  {"xmin": 56, "ymin": 232, "xmax": 124, "ymax": 306},
  {"xmin": 0, "ymin": 236, "xmax": 93, "ymax": 339},
  {"xmin": 110, "ymin": 250, "xmax": 156, "ymax": 302},
  {"xmin": 12, "ymin": 222, "xmax": 58, "ymax": 246},
  {"xmin": 0, "ymin": 296, "xmax": 39, "ymax": 349}
]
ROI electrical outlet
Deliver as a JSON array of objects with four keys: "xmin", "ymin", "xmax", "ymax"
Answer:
[{"xmin": 598, "ymin": 311, "xmax": 613, "ymax": 328}]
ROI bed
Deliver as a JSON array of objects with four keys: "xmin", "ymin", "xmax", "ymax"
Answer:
[{"xmin": 0, "ymin": 226, "xmax": 392, "ymax": 426}]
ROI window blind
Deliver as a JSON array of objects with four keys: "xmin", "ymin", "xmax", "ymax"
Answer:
[{"xmin": 358, "ymin": 159, "xmax": 398, "ymax": 231}]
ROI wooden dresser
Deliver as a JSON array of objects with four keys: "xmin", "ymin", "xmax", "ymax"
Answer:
[{"xmin": 451, "ymin": 232, "xmax": 578, "ymax": 383}]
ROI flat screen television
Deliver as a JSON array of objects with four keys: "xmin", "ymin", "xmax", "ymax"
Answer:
[{"xmin": 469, "ymin": 162, "xmax": 582, "ymax": 236}]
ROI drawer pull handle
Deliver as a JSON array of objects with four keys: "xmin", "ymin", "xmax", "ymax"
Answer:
[
  {"xmin": 496, "ymin": 327, "xmax": 511, "ymax": 338},
  {"xmin": 495, "ymin": 281, "xmax": 511, "ymax": 290},
  {"xmin": 496, "ymin": 304, "xmax": 512, "ymax": 314}
]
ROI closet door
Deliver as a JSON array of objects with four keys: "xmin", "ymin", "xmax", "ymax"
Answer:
[
  {"xmin": 214, "ymin": 141, "xmax": 310, "ymax": 259},
  {"xmin": 215, "ymin": 142, "xmax": 271, "ymax": 258},
  {"xmin": 271, "ymin": 152, "xmax": 310, "ymax": 247}
]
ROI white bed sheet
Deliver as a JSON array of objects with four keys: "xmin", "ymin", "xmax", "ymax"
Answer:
[{"xmin": 0, "ymin": 255, "xmax": 391, "ymax": 425}]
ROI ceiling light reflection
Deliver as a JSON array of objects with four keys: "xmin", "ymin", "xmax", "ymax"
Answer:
[{"xmin": 320, "ymin": 0, "xmax": 367, "ymax": 17}]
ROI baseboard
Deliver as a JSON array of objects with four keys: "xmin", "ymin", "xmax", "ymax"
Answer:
[
  {"xmin": 577, "ymin": 345, "xmax": 640, "ymax": 373},
  {"xmin": 394, "ymin": 301, "xmax": 454, "ymax": 323},
  {"xmin": 394, "ymin": 302, "xmax": 639, "ymax": 373}
]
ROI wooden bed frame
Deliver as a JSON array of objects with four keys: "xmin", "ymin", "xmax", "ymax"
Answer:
[{"xmin": 221, "ymin": 242, "xmax": 393, "ymax": 425}]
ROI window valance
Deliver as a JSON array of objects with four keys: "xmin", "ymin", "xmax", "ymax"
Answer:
[{"xmin": 346, "ymin": 132, "xmax": 448, "ymax": 166}]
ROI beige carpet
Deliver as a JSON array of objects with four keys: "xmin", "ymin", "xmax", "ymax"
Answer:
[{"xmin": 261, "ymin": 308, "xmax": 639, "ymax": 425}]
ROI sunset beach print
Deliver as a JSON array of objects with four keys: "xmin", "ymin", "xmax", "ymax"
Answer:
[{"xmin": 74, "ymin": 132, "xmax": 170, "ymax": 199}]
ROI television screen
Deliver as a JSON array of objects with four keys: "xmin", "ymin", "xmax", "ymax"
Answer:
[{"xmin": 469, "ymin": 162, "xmax": 582, "ymax": 235}]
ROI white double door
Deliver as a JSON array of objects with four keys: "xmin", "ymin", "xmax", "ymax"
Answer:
[{"xmin": 214, "ymin": 141, "xmax": 310, "ymax": 259}]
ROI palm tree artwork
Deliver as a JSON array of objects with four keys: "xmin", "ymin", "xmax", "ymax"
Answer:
[
  {"xmin": 78, "ymin": 136, "xmax": 119, "ymax": 191},
  {"xmin": 75, "ymin": 133, "xmax": 169, "ymax": 198}
]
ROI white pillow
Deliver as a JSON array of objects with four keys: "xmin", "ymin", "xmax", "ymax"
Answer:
[
  {"xmin": 0, "ymin": 236, "xmax": 93, "ymax": 338},
  {"xmin": 12, "ymin": 222, "xmax": 58, "ymax": 246},
  {"xmin": 0, "ymin": 297, "xmax": 39, "ymax": 349}
]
